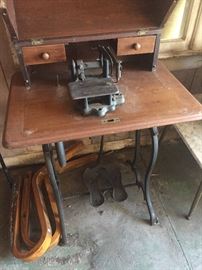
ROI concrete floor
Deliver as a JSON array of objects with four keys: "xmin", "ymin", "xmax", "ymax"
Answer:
[{"xmin": 0, "ymin": 141, "xmax": 202, "ymax": 270}]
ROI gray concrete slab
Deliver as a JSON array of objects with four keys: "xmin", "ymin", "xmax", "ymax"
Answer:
[
  {"xmin": 154, "ymin": 142, "xmax": 202, "ymax": 270},
  {"xmin": 0, "ymin": 142, "xmax": 201, "ymax": 270}
]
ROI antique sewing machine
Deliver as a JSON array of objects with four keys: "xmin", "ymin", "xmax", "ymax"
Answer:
[
  {"xmin": 1, "ymin": 0, "xmax": 184, "ymax": 259},
  {"xmin": 69, "ymin": 45, "xmax": 125, "ymax": 116},
  {"xmin": 1, "ymin": 0, "xmax": 177, "ymax": 117}
]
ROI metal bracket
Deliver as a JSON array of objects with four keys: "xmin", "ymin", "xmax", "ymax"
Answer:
[
  {"xmin": 15, "ymin": 45, "xmax": 31, "ymax": 89},
  {"xmin": 31, "ymin": 39, "xmax": 44, "ymax": 46},
  {"xmin": 1, "ymin": 8, "xmax": 18, "ymax": 41}
]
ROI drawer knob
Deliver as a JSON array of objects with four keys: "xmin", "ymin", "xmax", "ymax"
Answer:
[
  {"xmin": 133, "ymin": 43, "xmax": 142, "ymax": 50},
  {"xmin": 41, "ymin": 52, "xmax": 50, "ymax": 60}
]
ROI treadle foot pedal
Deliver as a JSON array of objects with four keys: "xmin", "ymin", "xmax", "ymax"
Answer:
[
  {"xmin": 83, "ymin": 167, "xmax": 104, "ymax": 207},
  {"xmin": 83, "ymin": 163, "xmax": 128, "ymax": 207},
  {"xmin": 99, "ymin": 164, "xmax": 128, "ymax": 202}
]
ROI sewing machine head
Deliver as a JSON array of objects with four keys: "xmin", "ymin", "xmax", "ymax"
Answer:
[{"xmin": 68, "ymin": 45, "xmax": 125, "ymax": 117}]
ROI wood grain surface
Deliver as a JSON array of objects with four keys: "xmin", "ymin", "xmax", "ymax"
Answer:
[
  {"xmin": 22, "ymin": 44, "xmax": 66, "ymax": 65},
  {"xmin": 117, "ymin": 36, "xmax": 156, "ymax": 56},
  {"xmin": 3, "ymin": 62, "xmax": 202, "ymax": 149},
  {"xmin": 6, "ymin": 0, "xmax": 175, "ymax": 41}
]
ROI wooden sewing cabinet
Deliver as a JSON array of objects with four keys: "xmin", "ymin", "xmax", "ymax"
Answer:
[{"xmin": 1, "ymin": 0, "xmax": 202, "ymax": 245}]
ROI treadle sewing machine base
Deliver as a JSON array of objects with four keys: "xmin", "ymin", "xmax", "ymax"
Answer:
[{"xmin": 3, "ymin": 63, "xmax": 202, "ymax": 246}]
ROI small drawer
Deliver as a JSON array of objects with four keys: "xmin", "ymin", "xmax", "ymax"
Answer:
[
  {"xmin": 22, "ymin": 44, "xmax": 66, "ymax": 65},
  {"xmin": 117, "ymin": 36, "xmax": 156, "ymax": 56}
]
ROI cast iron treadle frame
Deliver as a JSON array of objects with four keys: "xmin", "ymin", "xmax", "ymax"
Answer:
[
  {"xmin": 42, "ymin": 127, "xmax": 158, "ymax": 242},
  {"xmin": 130, "ymin": 127, "xmax": 159, "ymax": 225},
  {"xmin": 42, "ymin": 144, "xmax": 67, "ymax": 245}
]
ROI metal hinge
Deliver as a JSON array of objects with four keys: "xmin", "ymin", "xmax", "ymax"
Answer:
[
  {"xmin": 137, "ymin": 30, "xmax": 147, "ymax": 36},
  {"xmin": 31, "ymin": 39, "xmax": 44, "ymax": 46}
]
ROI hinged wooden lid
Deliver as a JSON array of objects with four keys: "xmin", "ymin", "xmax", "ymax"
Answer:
[{"xmin": 4, "ymin": 0, "xmax": 177, "ymax": 42}]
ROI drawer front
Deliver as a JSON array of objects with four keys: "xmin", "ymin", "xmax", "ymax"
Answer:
[
  {"xmin": 117, "ymin": 36, "xmax": 156, "ymax": 56},
  {"xmin": 22, "ymin": 44, "xmax": 66, "ymax": 65}
]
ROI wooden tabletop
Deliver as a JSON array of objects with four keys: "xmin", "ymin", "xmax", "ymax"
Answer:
[{"xmin": 3, "ymin": 62, "xmax": 202, "ymax": 149}]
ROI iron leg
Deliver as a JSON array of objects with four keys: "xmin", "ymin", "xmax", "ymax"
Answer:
[
  {"xmin": 132, "ymin": 130, "xmax": 141, "ymax": 167},
  {"xmin": 42, "ymin": 144, "xmax": 67, "ymax": 245},
  {"xmin": 159, "ymin": 126, "xmax": 169, "ymax": 145},
  {"xmin": 132, "ymin": 130, "xmax": 142, "ymax": 189},
  {"xmin": 187, "ymin": 181, "xmax": 202, "ymax": 220},
  {"xmin": 144, "ymin": 127, "xmax": 159, "ymax": 225},
  {"xmin": 55, "ymin": 142, "xmax": 66, "ymax": 167},
  {"xmin": 130, "ymin": 128, "xmax": 159, "ymax": 225}
]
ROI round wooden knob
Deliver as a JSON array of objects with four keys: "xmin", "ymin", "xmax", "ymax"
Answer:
[
  {"xmin": 41, "ymin": 52, "xmax": 50, "ymax": 60},
  {"xmin": 133, "ymin": 43, "xmax": 141, "ymax": 50}
]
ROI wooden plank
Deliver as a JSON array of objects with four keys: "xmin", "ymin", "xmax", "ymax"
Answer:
[
  {"xmin": 3, "ymin": 62, "xmax": 202, "ymax": 149},
  {"xmin": 7, "ymin": 0, "xmax": 175, "ymax": 41}
]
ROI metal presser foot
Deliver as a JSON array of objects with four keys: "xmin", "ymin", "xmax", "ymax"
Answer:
[{"xmin": 69, "ymin": 77, "xmax": 125, "ymax": 117}]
